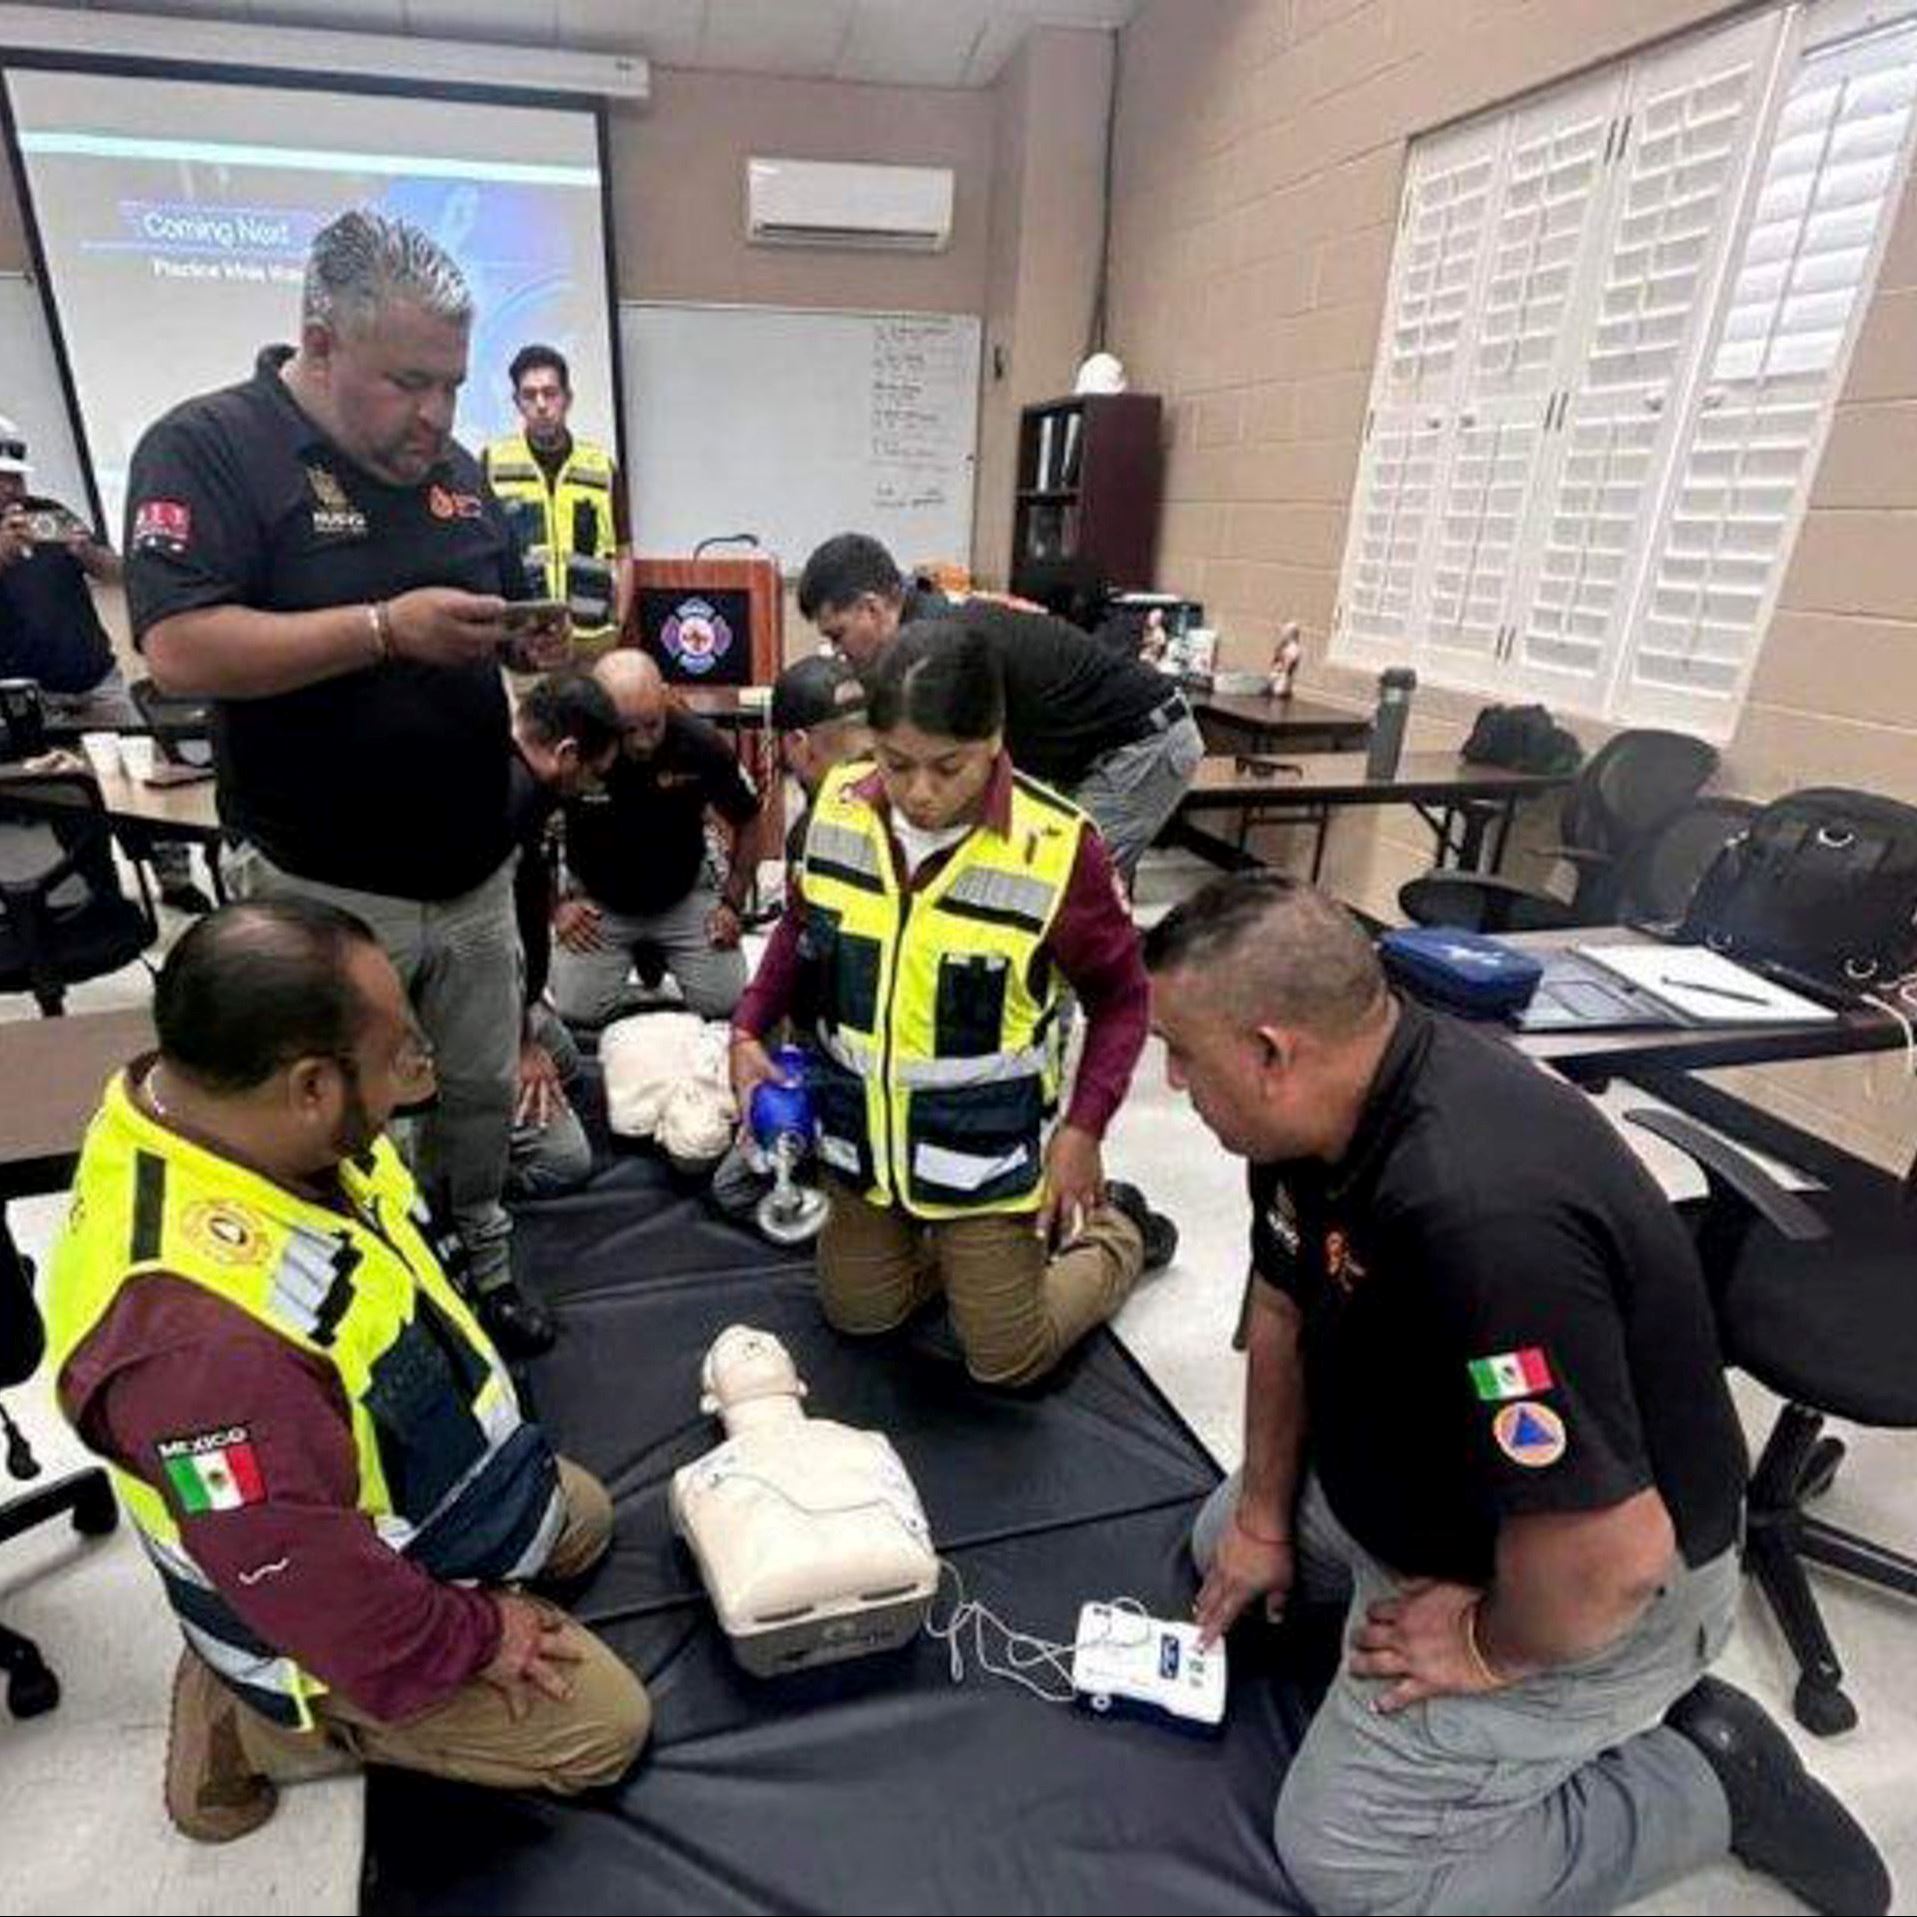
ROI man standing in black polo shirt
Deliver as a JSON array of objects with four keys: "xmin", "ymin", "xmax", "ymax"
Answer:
[
  {"xmin": 796, "ymin": 533, "xmax": 1201, "ymax": 879},
  {"xmin": 1144, "ymin": 872, "xmax": 1888, "ymax": 1917},
  {"xmin": 551, "ymin": 651, "xmax": 763, "ymax": 1027},
  {"xmin": 123, "ymin": 210, "xmax": 567, "ymax": 1355}
]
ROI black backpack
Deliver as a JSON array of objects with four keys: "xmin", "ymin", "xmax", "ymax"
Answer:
[
  {"xmin": 1684, "ymin": 788, "xmax": 1917, "ymax": 995},
  {"xmin": 1461, "ymin": 703, "xmax": 1583, "ymax": 776}
]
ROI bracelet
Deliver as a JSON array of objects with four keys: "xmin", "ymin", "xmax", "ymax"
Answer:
[
  {"xmin": 1233, "ymin": 1508, "xmax": 1291, "ymax": 1549},
  {"xmin": 367, "ymin": 600, "xmax": 393, "ymax": 664},
  {"xmin": 1462, "ymin": 1597, "xmax": 1505, "ymax": 1688}
]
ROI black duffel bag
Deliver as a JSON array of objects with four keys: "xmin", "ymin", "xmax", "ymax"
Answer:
[
  {"xmin": 1461, "ymin": 702, "xmax": 1583, "ymax": 776},
  {"xmin": 1684, "ymin": 787, "xmax": 1917, "ymax": 995}
]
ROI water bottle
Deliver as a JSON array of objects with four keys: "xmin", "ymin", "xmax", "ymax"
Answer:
[{"xmin": 1365, "ymin": 667, "xmax": 1416, "ymax": 780}]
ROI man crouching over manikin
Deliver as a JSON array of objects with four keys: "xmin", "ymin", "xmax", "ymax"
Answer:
[{"xmin": 1145, "ymin": 871, "xmax": 1888, "ymax": 1917}]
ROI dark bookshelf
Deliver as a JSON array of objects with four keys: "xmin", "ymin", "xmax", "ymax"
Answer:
[{"xmin": 1010, "ymin": 392, "xmax": 1162, "ymax": 595}]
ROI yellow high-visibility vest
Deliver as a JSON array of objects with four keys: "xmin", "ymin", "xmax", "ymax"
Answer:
[
  {"xmin": 798, "ymin": 762, "xmax": 1085, "ymax": 1219},
  {"xmin": 47, "ymin": 1073, "xmax": 562, "ymax": 1728}
]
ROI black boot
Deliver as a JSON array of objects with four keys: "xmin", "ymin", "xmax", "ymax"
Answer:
[
  {"xmin": 1667, "ymin": 1676, "xmax": 1891, "ymax": 1915},
  {"xmin": 479, "ymin": 1281, "xmax": 557, "ymax": 1358},
  {"xmin": 1107, "ymin": 1181, "xmax": 1179, "ymax": 1272}
]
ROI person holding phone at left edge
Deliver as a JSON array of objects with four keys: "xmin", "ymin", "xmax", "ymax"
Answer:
[{"xmin": 124, "ymin": 210, "xmax": 570, "ymax": 1356}]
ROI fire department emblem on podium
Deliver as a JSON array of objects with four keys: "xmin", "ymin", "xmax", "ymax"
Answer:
[{"xmin": 661, "ymin": 597, "xmax": 733, "ymax": 675}]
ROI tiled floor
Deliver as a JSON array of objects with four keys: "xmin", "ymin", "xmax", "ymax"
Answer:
[{"xmin": 1, "ymin": 853, "xmax": 1911, "ymax": 1914}]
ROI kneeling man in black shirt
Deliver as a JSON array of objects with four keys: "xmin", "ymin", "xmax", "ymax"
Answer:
[{"xmin": 1145, "ymin": 872, "xmax": 1887, "ymax": 1917}]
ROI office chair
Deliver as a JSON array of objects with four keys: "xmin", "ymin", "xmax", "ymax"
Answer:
[
  {"xmin": 0, "ymin": 770, "xmax": 158, "ymax": 1015},
  {"xmin": 1626, "ymin": 1094, "xmax": 1917, "ymax": 1737},
  {"xmin": 1400, "ymin": 728, "xmax": 1720, "ymax": 932},
  {"xmin": 0, "ymin": 1223, "xmax": 118, "ymax": 1717}
]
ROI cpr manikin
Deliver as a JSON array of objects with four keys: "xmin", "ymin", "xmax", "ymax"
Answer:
[{"xmin": 670, "ymin": 1326, "xmax": 938, "ymax": 1675}]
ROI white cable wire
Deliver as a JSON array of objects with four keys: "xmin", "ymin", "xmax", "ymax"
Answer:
[
  {"xmin": 923, "ymin": 1558, "xmax": 1154, "ymax": 1705},
  {"xmin": 1859, "ymin": 968, "xmax": 1917, "ymax": 1090},
  {"xmin": 684, "ymin": 1458, "xmax": 930, "ymax": 1544}
]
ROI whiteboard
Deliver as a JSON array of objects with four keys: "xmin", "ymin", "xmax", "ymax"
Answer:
[
  {"xmin": 0, "ymin": 272, "xmax": 93, "ymax": 527},
  {"xmin": 621, "ymin": 302, "xmax": 980, "ymax": 575}
]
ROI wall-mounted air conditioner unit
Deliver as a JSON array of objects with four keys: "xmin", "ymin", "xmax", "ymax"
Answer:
[{"xmin": 746, "ymin": 158, "xmax": 954, "ymax": 253}]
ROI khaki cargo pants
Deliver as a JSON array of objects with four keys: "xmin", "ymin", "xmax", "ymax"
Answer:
[
  {"xmin": 818, "ymin": 1179, "xmax": 1143, "ymax": 1386},
  {"xmin": 242, "ymin": 1459, "xmax": 649, "ymax": 1796}
]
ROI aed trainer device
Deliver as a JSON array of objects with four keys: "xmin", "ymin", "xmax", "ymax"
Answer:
[{"xmin": 1070, "ymin": 1602, "xmax": 1227, "ymax": 1732}]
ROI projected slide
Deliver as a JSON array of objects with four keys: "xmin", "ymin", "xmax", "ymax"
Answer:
[{"xmin": 6, "ymin": 69, "xmax": 616, "ymax": 533}]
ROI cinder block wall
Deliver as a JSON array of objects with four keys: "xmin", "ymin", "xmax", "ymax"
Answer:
[{"xmin": 1109, "ymin": 0, "xmax": 1917, "ymax": 1169}]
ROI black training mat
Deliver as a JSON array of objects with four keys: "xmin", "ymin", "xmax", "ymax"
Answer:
[
  {"xmin": 526, "ymin": 1261, "xmax": 1220, "ymax": 1624},
  {"xmin": 364, "ymin": 1502, "xmax": 1311, "ymax": 1917},
  {"xmin": 507, "ymin": 1141, "xmax": 804, "ymax": 1301},
  {"xmin": 366, "ymin": 1148, "xmax": 1310, "ymax": 1914}
]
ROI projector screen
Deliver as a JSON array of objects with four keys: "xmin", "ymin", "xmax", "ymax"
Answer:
[{"xmin": 4, "ymin": 67, "xmax": 617, "ymax": 535}]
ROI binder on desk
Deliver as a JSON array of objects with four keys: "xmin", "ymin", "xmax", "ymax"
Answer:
[{"xmin": 1518, "ymin": 945, "xmax": 1839, "ymax": 1032}]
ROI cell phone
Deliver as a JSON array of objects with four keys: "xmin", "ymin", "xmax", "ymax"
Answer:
[
  {"xmin": 24, "ymin": 507, "xmax": 86, "ymax": 544},
  {"xmin": 500, "ymin": 598, "xmax": 569, "ymax": 632}
]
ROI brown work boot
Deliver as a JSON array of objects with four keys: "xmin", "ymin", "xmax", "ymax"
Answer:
[{"xmin": 164, "ymin": 1652, "xmax": 278, "ymax": 1843}]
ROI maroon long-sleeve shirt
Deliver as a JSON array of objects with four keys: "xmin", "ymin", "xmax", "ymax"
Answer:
[
  {"xmin": 734, "ymin": 754, "xmax": 1148, "ymax": 1139},
  {"xmin": 59, "ymin": 1272, "xmax": 502, "ymax": 1724}
]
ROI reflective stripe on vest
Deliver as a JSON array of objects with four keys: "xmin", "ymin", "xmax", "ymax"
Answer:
[
  {"xmin": 46, "ymin": 1072, "xmax": 561, "ymax": 1729},
  {"xmin": 484, "ymin": 431, "xmax": 621, "ymax": 644},
  {"xmin": 797, "ymin": 762, "xmax": 1086, "ymax": 1219}
]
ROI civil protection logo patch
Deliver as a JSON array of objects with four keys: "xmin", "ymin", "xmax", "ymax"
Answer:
[{"xmin": 1492, "ymin": 1400, "xmax": 1567, "ymax": 1470}]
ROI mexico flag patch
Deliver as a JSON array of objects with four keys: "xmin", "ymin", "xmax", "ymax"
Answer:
[
  {"xmin": 157, "ymin": 1427, "xmax": 265, "ymax": 1513},
  {"xmin": 1469, "ymin": 1347, "xmax": 1554, "ymax": 1403}
]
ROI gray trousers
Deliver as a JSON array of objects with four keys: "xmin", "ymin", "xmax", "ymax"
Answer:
[
  {"xmin": 226, "ymin": 843, "xmax": 521, "ymax": 1292},
  {"xmin": 508, "ymin": 1003, "xmax": 594, "ymax": 1200},
  {"xmin": 1194, "ymin": 1472, "xmax": 1738, "ymax": 1915},
  {"xmin": 549, "ymin": 882, "xmax": 746, "ymax": 1026},
  {"xmin": 1069, "ymin": 708, "xmax": 1203, "ymax": 879}
]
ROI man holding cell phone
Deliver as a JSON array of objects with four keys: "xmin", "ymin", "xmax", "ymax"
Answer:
[{"xmin": 124, "ymin": 210, "xmax": 570, "ymax": 1356}]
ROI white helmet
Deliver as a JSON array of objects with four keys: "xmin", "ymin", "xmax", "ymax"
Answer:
[
  {"xmin": 0, "ymin": 416, "xmax": 28, "ymax": 478},
  {"xmin": 1073, "ymin": 352, "xmax": 1127, "ymax": 396}
]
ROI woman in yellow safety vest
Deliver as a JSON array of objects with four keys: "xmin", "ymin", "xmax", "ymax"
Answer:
[{"xmin": 729, "ymin": 620, "xmax": 1176, "ymax": 1388}]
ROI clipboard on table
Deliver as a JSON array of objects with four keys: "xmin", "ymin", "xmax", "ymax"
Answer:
[{"xmin": 1517, "ymin": 944, "xmax": 1840, "ymax": 1032}]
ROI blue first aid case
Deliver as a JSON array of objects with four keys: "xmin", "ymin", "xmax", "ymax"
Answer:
[{"xmin": 1378, "ymin": 928, "xmax": 1543, "ymax": 1019}]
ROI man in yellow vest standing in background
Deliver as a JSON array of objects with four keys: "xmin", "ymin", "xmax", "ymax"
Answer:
[
  {"xmin": 47, "ymin": 899, "xmax": 649, "ymax": 1843},
  {"xmin": 484, "ymin": 345, "xmax": 633, "ymax": 660}
]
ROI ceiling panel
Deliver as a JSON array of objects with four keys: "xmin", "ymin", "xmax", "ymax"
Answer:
[
  {"xmin": 964, "ymin": 11, "xmax": 1030, "ymax": 87},
  {"xmin": 402, "ymin": 0, "xmax": 556, "ymax": 46},
  {"xmin": 556, "ymin": 0, "xmax": 702, "ymax": 61},
  {"xmin": 32, "ymin": 0, "xmax": 1146, "ymax": 86},
  {"xmin": 698, "ymin": 0, "xmax": 856, "ymax": 78},
  {"xmin": 263, "ymin": 0, "xmax": 407, "ymax": 29},
  {"xmin": 90, "ymin": 0, "xmax": 244, "ymax": 16},
  {"xmin": 837, "ymin": 0, "xmax": 993, "ymax": 87}
]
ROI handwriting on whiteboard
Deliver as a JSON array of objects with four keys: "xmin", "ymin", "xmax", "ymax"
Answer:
[{"xmin": 870, "ymin": 316, "xmax": 972, "ymax": 472}]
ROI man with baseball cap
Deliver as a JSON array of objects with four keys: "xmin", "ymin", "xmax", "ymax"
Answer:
[{"xmin": 769, "ymin": 652, "xmax": 870, "ymax": 873}]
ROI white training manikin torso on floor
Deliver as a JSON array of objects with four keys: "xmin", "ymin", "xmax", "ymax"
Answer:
[{"xmin": 670, "ymin": 1326, "xmax": 939, "ymax": 1676}]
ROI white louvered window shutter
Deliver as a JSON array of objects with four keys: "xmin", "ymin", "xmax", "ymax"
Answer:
[
  {"xmin": 1616, "ymin": 11, "xmax": 1917, "ymax": 730},
  {"xmin": 1508, "ymin": 14, "xmax": 1779, "ymax": 702},
  {"xmin": 1337, "ymin": 416, "xmax": 1446, "ymax": 654},
  {"xmin": 1423, "ymin": 72, "xmax": 1624, "ymax": 680},
  {"xmin": 1333, "ymin": 117, "xmax": 1503, "ymax": 659},
  {"xmin": 1379, "ymin": 123, "xmax": 1502, "ymax": 409}
]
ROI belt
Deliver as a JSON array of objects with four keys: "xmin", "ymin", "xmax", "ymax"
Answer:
[{"xmin": 1115, "ymin": 691, "xmax": 1191, "ymax": 749}]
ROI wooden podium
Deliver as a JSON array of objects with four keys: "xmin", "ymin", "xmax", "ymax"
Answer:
[{"xmin": 629, "ymin": 555, "xmax": 783, "ymax": 690}]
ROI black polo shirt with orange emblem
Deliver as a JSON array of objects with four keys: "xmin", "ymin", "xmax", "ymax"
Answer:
[
  {"xmin": 1247, "ymin": 998, "xmax": 1745, "ymax": 1585},
  {"xmin": 124, "ymin": 345, "xmax": 523, "ymax": 901}
]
